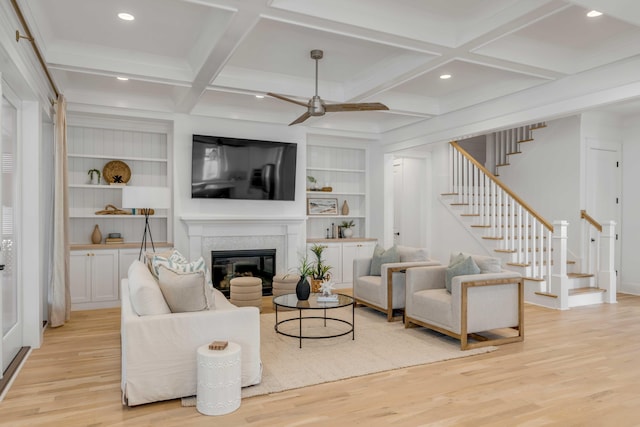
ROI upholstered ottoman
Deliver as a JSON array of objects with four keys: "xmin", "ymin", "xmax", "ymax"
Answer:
[
  {"xmin": 229, "ymin": 277, "xmax": 262, "ymax": 311},
  {"xmin": 272, "ymin": 274, "xmax": 300, "ymax": 298}
]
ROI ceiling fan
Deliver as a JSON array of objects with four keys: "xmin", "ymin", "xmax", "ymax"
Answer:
[{"xmin": 268, "ymin": 49, "xmax": 389, "ymax": 126}]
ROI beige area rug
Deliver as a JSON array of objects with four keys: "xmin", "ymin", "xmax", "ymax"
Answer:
[{"xmin": 183, "ymin": 306, "xmax": 496, "ymax": 405}]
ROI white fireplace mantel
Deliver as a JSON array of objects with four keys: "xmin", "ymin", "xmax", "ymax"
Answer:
[{"xmin": 181, "ymin": 216, "xmax": 307, "ymax": 273}]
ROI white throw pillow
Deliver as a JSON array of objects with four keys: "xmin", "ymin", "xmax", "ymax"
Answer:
[
  {"xmin": 157, "ymin": 265, "xmax": 209, "ymax": 313},
  {"xmin": 397, "ymin": 246, "xmax": 429, "ymax": 262},
  {"xmin": 152, "ymin": 256, "xmax": 215, "ymax": 308},
  {"xmin": 127, "ymin": 260, "xmax": 171, "ymax": 316},
  {"xmin": 148, "ymin": 249, "xmax": 188, "ymax": 278}
]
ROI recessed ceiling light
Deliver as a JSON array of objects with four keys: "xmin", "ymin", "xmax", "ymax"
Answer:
[
  {"xmin": 117, "ymin": 77, "xmax": 129, "ymax": 81},
  {"xmin": 118, "ymin": 12, "xmax": 135, "ymax": 21},
  {"xmin": 255, "ymin": 95, "xmax": 265, "ymax": 99},
  {"xmin": 440, "ymin": 74, "xmax": 452, "ymax": 80},
  {"xmin": 587, "ymin": 10, "xmax": 602, "ymax": 18}
]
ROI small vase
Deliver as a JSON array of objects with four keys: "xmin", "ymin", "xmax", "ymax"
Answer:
[
  {"xmin": 343, "ymin": 228, "xmax": 354, "ymax": 238},
  {"xmin": 296, "ymin": 277, "xmax": 311, "ymax": 301},
  {"xmin": 91, "ymin": 224, "xmax": 102, "ymax": 244},
  {"xmin": 341, "ymin": 200, "xmax": 350, "ymax": 215}
]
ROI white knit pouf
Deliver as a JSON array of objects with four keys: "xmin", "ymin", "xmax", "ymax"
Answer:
[{"xmin": 196, "ymin": 342, "xmax": 242, "ymax": 416}]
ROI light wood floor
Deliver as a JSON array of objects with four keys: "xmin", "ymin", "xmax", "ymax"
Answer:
[{"xmin": 2, "ymin": 292, "xmax": 640, "ymax": 426}]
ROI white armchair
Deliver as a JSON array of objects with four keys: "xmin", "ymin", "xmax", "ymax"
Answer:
[
  {"xmin": 405, "ymin": 254, "xmax": 524, "ymax": 350},
  {"xmin": 353, "ymin": 245, "xmax": 439, "ymax": 321}
]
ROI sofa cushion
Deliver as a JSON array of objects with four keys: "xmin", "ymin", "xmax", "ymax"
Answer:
[
  {"xmin": 147, "ymin": 249, "xmax": 188, "ymax": 278},
  {"xmin": 157, "ymin": 265, "xmax": 209, "ymax": 313},
  {"xmin": 127, "ymin": 260, "xmax": 171, "ymax": 316},
  {"xmin": 152, "ymin": 256, "xmax": 215, "ymax": 308},
  {"xmin": 397, "ymin": 246, "xmax": 429, "ymax": 262},
  {"xmin": 369, "ymin": 245, "xmax": 399, "ymax": 276},
  {"xmin": 446, "ymin": 255, "xmax": 480, "ymax": 293}
]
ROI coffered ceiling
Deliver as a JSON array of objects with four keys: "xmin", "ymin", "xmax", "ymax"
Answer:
[{"xmin": 16, "ymin": 0, "xmax": 640, "ymax": 134}]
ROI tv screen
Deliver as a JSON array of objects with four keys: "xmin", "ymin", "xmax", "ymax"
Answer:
[{"xmin": 191, "ymin": 135, "xmax": 297, "ymax": 200}]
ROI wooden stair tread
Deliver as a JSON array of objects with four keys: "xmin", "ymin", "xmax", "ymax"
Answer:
[
  {"xmin": 534, "ymin": 291, "xmax": 557, "ymax": 298},
  {"xmin": 450, "ymin": 203, "xmax": 468, "ymax": 206},
  {"xmin": 494, "ymin": 249, "xmax": 516, "ymax": 253},
  {"xmin": 517, "ymin": 138, "xmax": 534, "ymax": 143},
  {"xmin": 460, "ymin": 214, "xmax": 480, "ymax": 217},
  {"xmin": 530, "ymin": 124, "xmax": 547, "ymax": 130},
  {"xmin": 569, "ymin": 287, "xmax": 605, "ymax": 296},
  {"xmin": 568, "ymin": 273, "xmax": 594, "ymax": 278},
  {"xmin": 506, "ymin": 151, "xmax": 522, "ymax": 155},
  {"xmin": 526, "ymin": 277, "xmax": 546, "ymax": 282},
  {"xmin": 496, "ymin": 163, "xmax": 510, "ymax": 167},
  {"xmin": 470, "ymin": 225, "xmax": 491, "ymax": 228},
  {"xmin": 507, "ymin": 262, "xmax": 529, "ymax": 267},
  {"xmin": 440, "ymin": 192, "xmax": 458, "ymax": 196},
  {"xmin": 482, "ymin": 236, "xmax": 503, "ymax": 240}
]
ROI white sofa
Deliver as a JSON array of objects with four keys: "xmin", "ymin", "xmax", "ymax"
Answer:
[{"xmin": 121, "ymin": 260, "xmax": 262, "ymax": 406}]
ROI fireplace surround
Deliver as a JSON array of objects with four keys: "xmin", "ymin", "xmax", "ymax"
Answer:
[{"xmin": 211, "ymin": 249, "xmax": 276, "ymax": 296}]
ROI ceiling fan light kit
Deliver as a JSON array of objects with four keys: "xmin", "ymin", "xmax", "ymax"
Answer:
[{"xmin": 268, "ymin": 49, "xmax": 389, "ymax": 125}]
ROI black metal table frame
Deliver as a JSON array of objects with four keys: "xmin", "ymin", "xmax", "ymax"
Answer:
[{"xmin": 273, "ymin": 294, "xmax": 355, "ymax": 348}]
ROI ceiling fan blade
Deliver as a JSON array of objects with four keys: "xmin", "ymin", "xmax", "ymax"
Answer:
[
  {"xmin": 324, "ymin": 102, "xmax": 389, "ymax": 112},
  {"xmin": 289, "ymin": 111, "xmax": 311, "ymax": 126},
  {"xmin": 267, "ymin": 92, "xmax": 309, "ymax": 108}
]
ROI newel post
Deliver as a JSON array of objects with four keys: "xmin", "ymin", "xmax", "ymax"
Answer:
[
  {"xmin": 599, "ymin": 221, "xmax": 617, "ymax": 304},
  {"xmin": 551, "ymin": 220, "xmax": 569, "ymax": 310}
]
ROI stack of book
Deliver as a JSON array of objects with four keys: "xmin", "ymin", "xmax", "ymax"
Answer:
[{"xmin": 105, "ymin": 237, "xmax": 124, "ymax": 244}]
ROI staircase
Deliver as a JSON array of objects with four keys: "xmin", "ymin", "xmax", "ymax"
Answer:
[{"xmin": 442, "ymin": 127, "xmax": 616, "ymax": 310}]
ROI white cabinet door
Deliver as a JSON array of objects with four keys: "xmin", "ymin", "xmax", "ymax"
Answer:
[
  {"xmin": 70, "ymin": 249, "xmax": 119, "ymax": 305},
  {"xmin": 119, "ymin": 248, "xmax": 141, "ymax": 284},
  {"xmin": 323, "ymin": 243, "xmax": 342, "ymax": 284},
  {"xmin": 342, "ymin": 241, "xmax": 376, "ymax": 285},
  {"xmin": 70, "ymin": 252, "xmax": 92, "ymax": 304},
  {"xmin": 91, "ymin": 250, "xmax": 119, "ymax": 302}
]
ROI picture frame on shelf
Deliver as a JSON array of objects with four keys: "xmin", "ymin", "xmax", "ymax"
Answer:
[{"xmin": 307, "ymin": 198, "xmax": 338, "ymax": 215}]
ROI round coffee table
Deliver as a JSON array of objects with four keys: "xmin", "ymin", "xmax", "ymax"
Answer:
[{"xmin": 273, "ymin": 293, "xmax": 355, "ymax": 348}]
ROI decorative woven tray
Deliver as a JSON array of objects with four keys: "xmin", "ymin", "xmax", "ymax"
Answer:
[{"xmin": 103, "ymin": 160, "xmax": 131, "ymax": 184}]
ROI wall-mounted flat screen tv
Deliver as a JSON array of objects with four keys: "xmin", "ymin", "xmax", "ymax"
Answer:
[{"xmin": 191, "ymin": 135, "xmax": 297, "ymax": 200}]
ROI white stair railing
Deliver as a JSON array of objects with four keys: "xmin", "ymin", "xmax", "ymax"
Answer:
[
  {"xmin": 450, "ymin": 141, "xmax": 553, "ymax": 284},
  {"xmin": 493, "ymin": 122, "xmax": 546, "ymax": 174}
]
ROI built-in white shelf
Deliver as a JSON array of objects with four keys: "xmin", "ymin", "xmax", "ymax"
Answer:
[
  {"xmin": 307, "ymin": 215, "xmax": 365, "ymax": 219},
  {"xmin": 306, "ymin": 191, "xmax": 365, "ymax": 196},
  {"xmin": 67, "ymin": 121, "xmax": 172, "ymax": 245},
  {"xmin": 68, "ymin": 153, "xmax": 167, "ymax": 163},
  {"xmin": 307, "ymin": 167, "xmax": 365, "ymax": 173},
  {"xmin": 306, "ymin": 143, "xmax": 368, "ymax": 239}
]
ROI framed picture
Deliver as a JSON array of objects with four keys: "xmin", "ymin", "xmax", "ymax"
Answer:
[{"xmin": 307, "ymin": 198, "xmax": 338, "ymax": 215}]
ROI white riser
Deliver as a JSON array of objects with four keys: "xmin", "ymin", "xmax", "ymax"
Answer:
[{"xmin": 569, "ymin": 291, "xmax": 605, "ymax": 308}]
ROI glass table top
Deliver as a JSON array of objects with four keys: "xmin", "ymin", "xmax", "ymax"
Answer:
[{"xmin": 273, "ymin": 293, "xmax": 354, "ymax": 309}]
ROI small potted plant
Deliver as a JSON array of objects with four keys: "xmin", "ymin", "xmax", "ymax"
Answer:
[
  {"xmin": 88, "ymin": 168, "xmax": 101, "ymax": 185},
  {"xmin": 309, "ymin": 244, "xmax": 332, "ymax": 292},
  {"xmin": 307, "ymin": 175, "xmax": 318, "ymax": 191},
  {"xmin": 340, "ymin": 220, "xmax": 355, "ymax": 238}
]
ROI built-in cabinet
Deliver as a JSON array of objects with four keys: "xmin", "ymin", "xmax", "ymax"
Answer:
[
  {"xmin": 67, "ymin": 116, "xmax": 173, "ymax": 309},
  {"xmin": 70, "ymin": 244, "xmax": 171, "ymax": 309},
  {"xmin": 306, "ymin": 239, "xmax": 376, "ymax": 286},
  {"xmin": 70, "ymin": 249, "xmax": 119, "ymax": 309},
  {"xmin": 306, "ymin": 144, "xmax": 368, "ymax": 239}
]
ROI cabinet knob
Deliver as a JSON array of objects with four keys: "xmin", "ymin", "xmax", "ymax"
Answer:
[{"xmin": 357, "ymin": 244, "xmax": 362, "ymax": 247}]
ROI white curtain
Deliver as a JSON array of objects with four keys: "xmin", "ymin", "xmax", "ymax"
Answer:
[{"xmin": 49, "ymin": 94, "xmax": 70, "ymax": 327}]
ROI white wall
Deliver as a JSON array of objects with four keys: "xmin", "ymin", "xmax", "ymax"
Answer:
[
  {"xmin": 497, "ymin": 116, "xmax": 582, "ymax": 258},
  {"xmin": 171, "ymin": 114, "xmax": 308, "ymax": 256},
  {"xmin": 621, "ymin": 115, "xmax": 640, "ymax": 294}
]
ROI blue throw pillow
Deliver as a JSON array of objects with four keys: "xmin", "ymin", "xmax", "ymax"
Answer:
[
  {"xmin": 445, "ymin": 255, "xmax": 480, "ymax": 293},
  {"xmin": 369, "ymin": 245, "xmax": 399, "ymax": 276}
]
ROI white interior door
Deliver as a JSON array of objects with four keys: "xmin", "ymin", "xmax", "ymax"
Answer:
[
  {"xmin": 1, "ymin": 91, "xmax": 21, "ymax": 375},
  {"xmin": 392, "ymin": 157, "xmax": 425, "ymax": 248},
  {"xmin": 586, "ymin": 139, "xmax": 621, "ymax": 284}
]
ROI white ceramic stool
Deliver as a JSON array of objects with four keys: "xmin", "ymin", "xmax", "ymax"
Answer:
[{"xmin": 196, "ymin": 342, "xmax": 242, "ymax": 416}]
